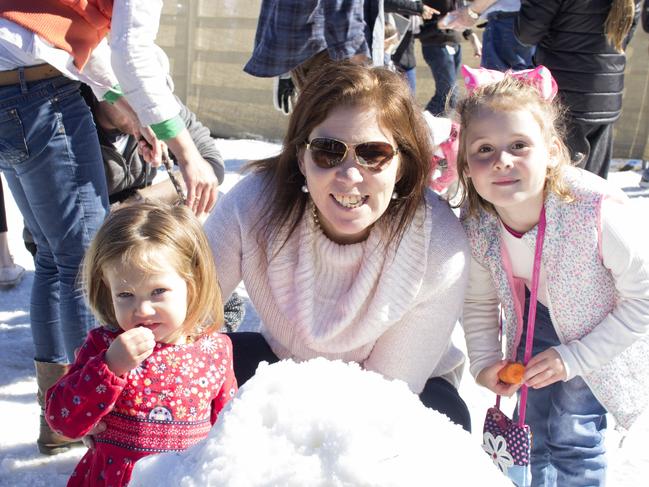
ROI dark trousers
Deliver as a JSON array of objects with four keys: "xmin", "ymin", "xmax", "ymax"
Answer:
[
  {"xmin": 566, "ymin": 120, "xmax": 613, "ymax": 179},
  {"xmin": 227, "ymin": 332, "xmax": 472, "ymax": 432}
]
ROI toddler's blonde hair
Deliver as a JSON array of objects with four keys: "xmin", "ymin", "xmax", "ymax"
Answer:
[{"xmin": 82, "ymin": 201, "xmax": 223, "ymax": 339}]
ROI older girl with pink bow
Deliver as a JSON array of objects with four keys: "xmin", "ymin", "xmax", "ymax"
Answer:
[{"xmin": 456, "ymin": 65, "xmax": 649, "ymax": 486}]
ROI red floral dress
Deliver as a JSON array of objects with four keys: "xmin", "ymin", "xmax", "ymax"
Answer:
[{"xmin": 46, "ymin": 327, "xmax": 237, "ymax": 487}]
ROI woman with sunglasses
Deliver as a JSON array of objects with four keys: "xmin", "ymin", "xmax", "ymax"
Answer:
[{"xmin": 204, "ymin": 62, "xmax": 472, "ymax": 431}]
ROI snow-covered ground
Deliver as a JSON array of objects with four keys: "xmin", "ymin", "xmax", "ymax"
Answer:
[{"xmin": 1, "ymin": 139, "xmax": 648, "ymax": 486}]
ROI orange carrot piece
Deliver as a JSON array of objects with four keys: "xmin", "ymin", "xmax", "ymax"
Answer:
[{"xmin": 498, "ymin": 362, "xmax": 526, "ymax": 384}]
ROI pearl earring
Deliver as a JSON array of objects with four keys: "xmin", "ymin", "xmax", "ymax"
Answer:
[
  {"xmin": 301, "ymin": 184, "xmax": 309, "ymax": 193},
  {"xmin": 391, "ymin": 191, "xmax": 398, "ymax": 200}
]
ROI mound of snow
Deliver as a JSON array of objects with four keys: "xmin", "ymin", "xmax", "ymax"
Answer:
[{"xmin": 130, "ymin": 358, "xmax": 509, "ymax": 487}]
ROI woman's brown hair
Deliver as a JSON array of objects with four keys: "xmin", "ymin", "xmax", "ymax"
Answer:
[
  {"xmin": 82, "ymin": 201, "xmax": 223, "ymax": 339},
  {"xmin": 605, "ymin": 0, "xmax": 636, "ymax": 52},
  {"xmin": 247, "ymin": 61, "xmax": 434, "ymax": 250}
]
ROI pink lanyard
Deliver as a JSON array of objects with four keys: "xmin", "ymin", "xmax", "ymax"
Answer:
[{"xmin": 496, "ymin": 206, "xmax": 547, "ymax": 426}]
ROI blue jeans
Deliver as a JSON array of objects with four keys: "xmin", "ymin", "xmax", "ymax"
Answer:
[
  {"xmin": 516, "ymin": 291, "xmax": 607, "ymax": 486},
  {"xmin": 421, "ymin": 43, "xmax": 461, "ymax": 116},
  {"xmin": 0, "ymin": 74, "xmax": 108, "ymax": 364},
  {"xmin": 481, "ymin": 12, "xmax": 535, "ymax": 71},
  {"xmin": 402, "ymin": 66, "xmax": 416, "ymax": 94}
]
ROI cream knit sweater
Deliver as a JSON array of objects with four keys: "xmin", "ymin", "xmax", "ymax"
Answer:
[{"xmin": 205, "ymin": 173, "xmax": 470, "ymax": 393}]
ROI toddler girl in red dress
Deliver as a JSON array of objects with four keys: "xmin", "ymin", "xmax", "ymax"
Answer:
[{"xmin": 46, "ymin": 201, "xmax": 237, "ymax": 486}]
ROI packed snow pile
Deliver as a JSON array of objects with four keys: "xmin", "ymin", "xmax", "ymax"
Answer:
[{"xmin": 130, "ymin": 358, "xmax": 508, "ymax": 486}]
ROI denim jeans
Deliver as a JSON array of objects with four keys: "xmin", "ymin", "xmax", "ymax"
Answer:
[
  {"xmin": 402, "ymin": 66, "xmax": 416, "ymax": 94},
  {"xmin": 421, "ymin": 43, "xmax": 461, "ymax": 116},
  {"xmin": 516, "ymin": 291, "xmax": 607, "ymax": 487},
  {"xmin": 0, "ymin": 74, "xmax": 108, "ymax": 364},
  {"xmin": 481, "ymin": 12, "xmax": 535, "ymax": 71}
]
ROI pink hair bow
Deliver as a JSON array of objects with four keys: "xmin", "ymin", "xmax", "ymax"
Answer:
[{"xmin": 461, "ymin": 65, "xmax": 558, "ymax": 101}]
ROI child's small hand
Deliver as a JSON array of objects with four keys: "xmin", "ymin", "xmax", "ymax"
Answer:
[
  {"xmin": 476, "ymin": 359, "xmax": 522, "ymax": 397},
  {"xmin": 523, "ymin": 348, "xmax": 567, "ymax": 388},
  {"xmin": 105, "ymin": 327, "xmax": 156, "ymax": 376}
]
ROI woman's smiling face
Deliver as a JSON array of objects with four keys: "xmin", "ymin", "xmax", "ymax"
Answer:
[{"xmin": 299, "ymin": 105, "xmax": 400, "ymax": 244}]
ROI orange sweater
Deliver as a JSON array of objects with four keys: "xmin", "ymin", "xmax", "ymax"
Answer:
[{"xmin": 0, "ymin": 0, "xmax": 113, "ymax": 70}]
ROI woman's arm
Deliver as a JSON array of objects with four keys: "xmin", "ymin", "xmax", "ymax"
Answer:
[
  {"xmin": 110, "ymin": 0, "xmax": 178, "ymax": 127},
  {"xmin": 204, "ymin": 176, "xmax": 256, "ymax": 301},
  {"xmin": 76, "ymin": 38, "xmax": 120, "ymax": 101},
  {"xmin": 110, "ymin": 0, "xmax": 219, "ymax": 215},
  {"xmin": 176, "ymin": 98, "xmax": 225, "ymax": 185}
]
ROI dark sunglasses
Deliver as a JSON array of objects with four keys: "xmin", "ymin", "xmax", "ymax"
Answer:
[{"xmin": 305, "ymin": 137, "xmax": 399, "ymax": 171}]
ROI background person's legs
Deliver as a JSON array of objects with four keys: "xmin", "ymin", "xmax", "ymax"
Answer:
[
  {"xmin": 2, "ymin": 78, "xmax": 109, "ymax": 363},
  {"xmin": 421, "ymin": 43, "xmax": 461, "ymax": 116},
  {"xmin": 0, "ymin": 177, "xmax": 25, "ymax": 288},
  {"xmin": 0, "ymin": 76, "xmax": 108, "ymax": 453},
  {"xmin": 481, "ymin": 13, "xmax": 535, "ymax": 71},
  {"xmin": 567, "ymin": 120, "xmax": 613, "ymax": 179}
]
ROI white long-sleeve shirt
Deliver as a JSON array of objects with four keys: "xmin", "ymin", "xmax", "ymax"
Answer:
[
  {"xmin": 0, "ymin": 18, "xmax": 118, "ymax": 99},
  {"xmin": 204, "ymin": 173, "xmax": 470, "ymax": 394},
  {"xmin": 0, "ymin": 0, "xmax": 178, "ymax": 126}
]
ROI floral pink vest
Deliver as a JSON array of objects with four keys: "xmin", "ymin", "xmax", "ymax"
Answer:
[{"xmin": 462, "ymin": 167, "xmax": 649, "ymax": 431}]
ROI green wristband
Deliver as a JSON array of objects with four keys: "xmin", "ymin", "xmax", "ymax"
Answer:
[
  {"xmin": 102, "ymin": 84, "xmax": 123, "ymax": 104},
  {"xmin": 150, "ymin": 115, "xmax": 184, "ymax": 140}
]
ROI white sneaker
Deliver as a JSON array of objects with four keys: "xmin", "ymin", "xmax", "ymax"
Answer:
[
  {"xmin": 0, "ymin": 263, "xmax": 25, "ymax": 289},
  {"xmin": 640, "ymin": 168, "xmax": 649, "ymax": 189}
]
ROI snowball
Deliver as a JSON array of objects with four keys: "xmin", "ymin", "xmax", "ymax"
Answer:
[{"xmin": 130, "ymin": 358, "xmax": 509, "ymax": 486}]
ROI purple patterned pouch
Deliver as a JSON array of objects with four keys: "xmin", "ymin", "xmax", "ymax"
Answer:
[{"xmin": 482, "ymin": 406, "xmax": 531, "ymax": 487}]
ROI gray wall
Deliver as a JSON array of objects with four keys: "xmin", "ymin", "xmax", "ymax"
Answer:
[{"xmin": 159, "ymin": 0, "xmax": 649, "ymax": 159}]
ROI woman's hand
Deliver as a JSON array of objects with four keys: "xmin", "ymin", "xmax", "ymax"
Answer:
[
  {"xmin": 137, "ymin": 126, "xmax": 166, "ymax": 167},
  {"xmin": 105, "ymin": 327, "xmax": 156, "ymax": 376},
  {"xmin": 524, "ymin": 348, "xmax": 567, "ymax": 388},
  {"xmin": 440, "ymin": 7, "xmax": 476, "ymax": 30},
  {"xmin": 476, "ymin": 360, "xmax": 522, "ymax": 397},
  {"xmin": 112, "ymin": 97, "xmax": 141, "ymax": 138},
  {"xmin": 165, "ymin": 128, "xmax": 219, "ymax": 217},
  {"xmin": 137, "ymin": 136, "xmax": 169, "ymax": 167}
]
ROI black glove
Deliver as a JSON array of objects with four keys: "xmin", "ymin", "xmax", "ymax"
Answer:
[{"xmin": 273, "ymin": 74, "xmax": 296, "ymax": 115}]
